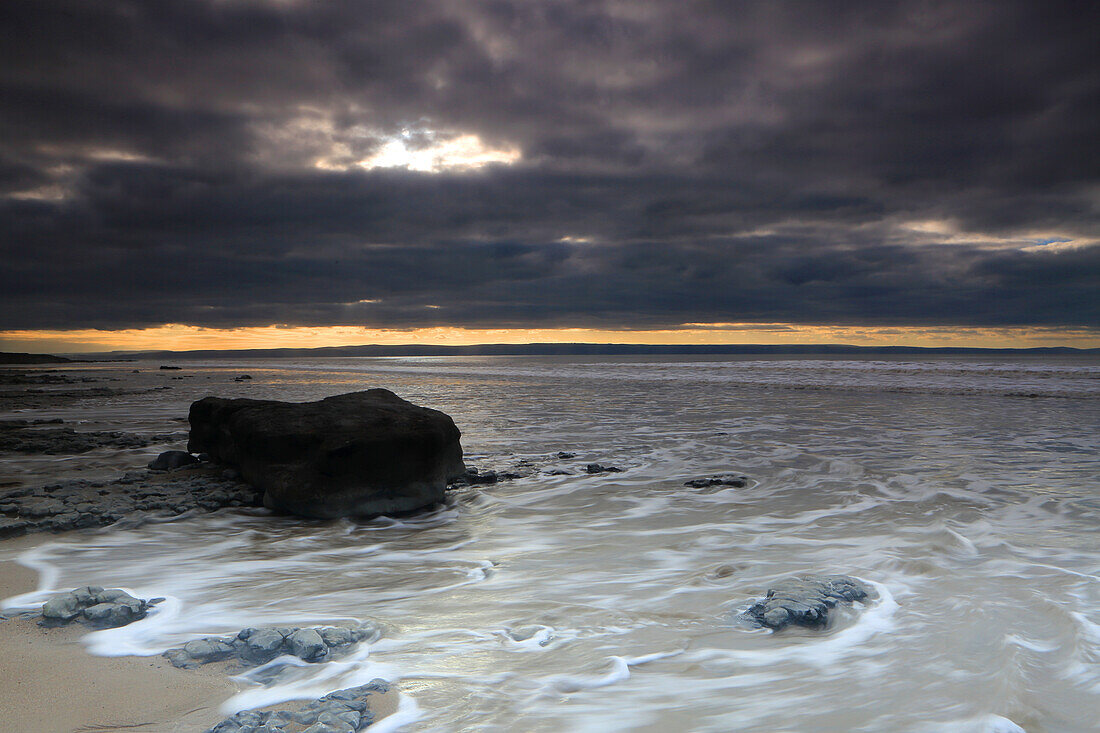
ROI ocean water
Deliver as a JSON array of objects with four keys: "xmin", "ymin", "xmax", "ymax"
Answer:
[{"xmin": 3, "ymin": 355, "xmax": 1099, "ymax": 732}]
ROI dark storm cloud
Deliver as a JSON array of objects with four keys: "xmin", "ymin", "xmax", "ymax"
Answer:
[{"xmin": 1, "ymin": 0, "xmax": 1097, "ymax": 332}]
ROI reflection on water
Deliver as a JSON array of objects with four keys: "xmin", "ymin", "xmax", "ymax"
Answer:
[{"xmin": 3, "ymin": 356, "xmax": 1100, "ymax": 732}]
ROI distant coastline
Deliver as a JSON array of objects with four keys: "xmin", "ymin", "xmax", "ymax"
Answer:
[
  {"xmin": 0, "ymin": 352, "xmax": 76, "ymax": 364},
  {"xmin": 73, "ymin": 343, "xmax": 1100, "ymax": 361}
]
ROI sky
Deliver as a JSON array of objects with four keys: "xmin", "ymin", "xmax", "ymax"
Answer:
[{"xmin": 1, "ymin": 0, "xmax": 1097, "ymax": 352}]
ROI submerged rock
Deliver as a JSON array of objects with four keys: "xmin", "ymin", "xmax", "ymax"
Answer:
[
  {"xmin": 188, "ymin": 389, "xmax": 466, "ymax": 519},
  {"xmin": 741, "ymin": 575, "xmax": 873, "ymax": 630},
  {"xmin": 585, "ymin": 463, "xmax": 623, "ymax": 474},
  {"xmin": 164, "ymin": 623, "xmax": 379, "ymax": 669},
  {"xmin": 40, "ymin": 586, "xmax": 151, "ymax": 628},
  {"xmin": 684, "ymin": 474, "xmax": 747, "ymax": 489},
  {"xmin": 207, "ymin": 679, "xmax": 389, "ymax": 733}
]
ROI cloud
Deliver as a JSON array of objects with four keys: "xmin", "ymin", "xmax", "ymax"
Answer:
[{"xmin": 0, "ymin": 0, "xmax": 1096, "ymax": 333}]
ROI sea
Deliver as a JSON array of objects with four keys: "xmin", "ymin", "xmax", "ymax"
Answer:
[{"xmin": 2, "ymin": 355, "xmax": 1099, "ymax": 732}]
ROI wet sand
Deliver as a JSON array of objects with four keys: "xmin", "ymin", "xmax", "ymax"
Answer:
[{"xmin": 0, "ymin": 558, "xmax": 237, "ymax": 733}]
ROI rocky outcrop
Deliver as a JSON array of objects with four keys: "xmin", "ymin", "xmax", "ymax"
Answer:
[
  {"xmin": 188, "ymin": 389, "xmax": 465, "ymax": 519},
  {"xmin": 164, "ymin": 623, "xmax": 379, "ymax": 668},
  {"xmin": 742, "ymin": 575, "xmax": 872, "ymax": 630},
  {"xmin": 40, "ymin": 586, "xmax": 156, "ymax": 628},
  {"xmin": 207, "ymin": 680, "xmax": 390, "ymax": 733}
]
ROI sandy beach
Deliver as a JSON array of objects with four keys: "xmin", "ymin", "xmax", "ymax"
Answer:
[{"xmin": 0, "ymin": 558, "xmax": 238, "ymax": 733}]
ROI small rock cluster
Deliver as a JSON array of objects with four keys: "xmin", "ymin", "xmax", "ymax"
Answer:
[
  {"xmin": 40, "ymin": 586, "xmax": 154, "ymax": 628},
  {"xmin": 0, "ymin": 470, "xmax": 262, "ymax": 538},
  {"xmin": 207, "ymin": 680, "xmax": 389, "ymax": 733},
  {"xmin": 584, "ymin": 463, "xmax": 623, "ymax": 474},
  {"xmin": 684, "ymin": 474, "xmax": 747, "ymax": 488},
  {"xmin": 164, "ymin": 623, "xmax": 379, "ymax": 668},
  {"xmin": 742, "ymin": 575, "xmax": 872, "ymax": 630},
  {"xmin": 447, "ymin": 466, "xmax": 524, "ymax": 488}
]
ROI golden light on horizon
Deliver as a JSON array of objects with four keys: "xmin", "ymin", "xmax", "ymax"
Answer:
[{"xmin": 1, "ymin": 323, "xmax": 1098, "ymax": 354}]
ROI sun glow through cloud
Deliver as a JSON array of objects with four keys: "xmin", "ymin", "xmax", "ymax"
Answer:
[{"xmin": 357, "ymin": 132, "xmax": 521, "ymax": 172}]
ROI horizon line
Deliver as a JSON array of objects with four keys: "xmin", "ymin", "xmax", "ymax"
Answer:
[{"xmin": 61, "ymin": 341, "xmax": 1100, "ymax": 359}]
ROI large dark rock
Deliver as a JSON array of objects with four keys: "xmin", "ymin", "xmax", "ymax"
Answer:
[
  {"xmin": 741, "ymin": 575, "xmax": 873, "ymax": 630},
  {"xmin": 188, "ymin": 389, "xmax": 466, "ymax": 519}
]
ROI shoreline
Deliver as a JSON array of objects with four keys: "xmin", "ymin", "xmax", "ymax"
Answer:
[{"xmin": 0, "ymin": 532, "xmax": 401, "ymax": 733}]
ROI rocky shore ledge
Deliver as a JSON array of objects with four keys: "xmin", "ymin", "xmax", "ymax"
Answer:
[
  {"xmin": 0, "ymin": 418, "xmax": 184, "ymax": 454},
  {"xmin": 0, "ymin": 465, "xmax": 262, "ymax": 538}
]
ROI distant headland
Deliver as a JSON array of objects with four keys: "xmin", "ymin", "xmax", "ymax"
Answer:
[{"xmin": 0, "ymin": 352, "xmax": 76, "ymax": 364}]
